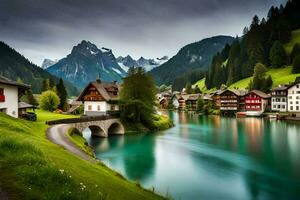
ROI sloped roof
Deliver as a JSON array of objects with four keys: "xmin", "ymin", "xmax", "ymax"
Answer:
[
  {"xmin": 247, "ymin": 90, "xmax": 270, "ymax": 98},
  {"xmin": 18, "ymin": 101, "xmax": 35, "ymax": 109},
  {"xmin": 286, "ymin": 80, "xmax": 300, "ymax": 90},
  {"xmin": 187, "ymin": 94, "xmax": 201, "ymax": 101},
  {"xmin": 77, "ymin": 80, "xmax": 119, "ymax": 101},
  {"xmin": 219, "ymin": 89, "xmax": 248, "ymax": 97},
  {"xmin": 271, "ymin": 85, "xmax": 288, "ymax": 91},
  {"xmin": 0, "ymin": 75, "xmax": 30, "ymax": 89}
]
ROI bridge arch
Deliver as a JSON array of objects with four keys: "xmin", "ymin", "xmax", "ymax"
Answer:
[
  {"xmin": 89, "ymin": 125, "xmax": 106, "ymax": 137},
  {"xmin": 108, "ymin": 122, "xmax": 125, "ymax": 135}
]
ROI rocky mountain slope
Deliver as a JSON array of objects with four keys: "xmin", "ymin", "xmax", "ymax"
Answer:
[{"xmin": 47, "ymin": 40, "xmax": 127, "ymax": 88}]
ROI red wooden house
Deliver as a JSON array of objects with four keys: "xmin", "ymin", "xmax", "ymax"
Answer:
[{"xmin": 244, "ymin": 90, "xmax": 270, "ymax": 116}]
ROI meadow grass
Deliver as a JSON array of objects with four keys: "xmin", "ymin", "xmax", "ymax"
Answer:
[
  {"xmin": 229, "ymin": 66, "xmax": 300, "ymax": 89},
  {"xmin": 0, "ymin": 110, "xmax": 166, "ymax": 200}
]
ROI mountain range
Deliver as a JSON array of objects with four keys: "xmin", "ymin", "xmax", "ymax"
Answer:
[
  {"xmin": 116, "ymin": 55, "xmax": 168, "ymax": 72},
  {"xmin": 47, "ymin": 40, "xmax": 127, "ymax": 88},
  {"xmin": 149, "ymin": 35, "xmax": 235, "ymax": 85},
  {"xmin": 0, "ymin": 41, "xmax": 79, "ymax": 95}
]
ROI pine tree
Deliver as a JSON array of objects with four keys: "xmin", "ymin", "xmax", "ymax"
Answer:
[
  {"xmin": 290, "ymin": 43, "xmax": 300, "ymax": 63},
  {"xmin": 185, "ymin": 82, "xmax": 192, "ymax": 94},
  {"xmin": 56, "ymin": 78, "xmax": 68, "ymax": 111},
  {"xmin": 25, "ymin": 89, "xmax": 38, "ymax": 106},
  {"xmin": 292, "ymin": 54, "xmax": 300, "ymax": 74},
  {"xmin": 41, "ymin": 79, "xmax": 50, "ymax": 92},
  {"xmin": 269, "ymin": 41, "xmax": 287, "ymax": 68},
  {"xmin": 120, "ymin": 67, "xmax": 156, "ymax": 124}
]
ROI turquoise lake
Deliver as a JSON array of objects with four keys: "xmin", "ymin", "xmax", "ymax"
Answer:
[{"xmin": 83, "ymin": 111, "xmax": 300, "ymax": 200}]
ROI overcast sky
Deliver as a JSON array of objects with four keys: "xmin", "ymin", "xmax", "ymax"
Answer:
[{"xmin": 0, "ymin": 0, "xmax": 287, "ymax": 65}]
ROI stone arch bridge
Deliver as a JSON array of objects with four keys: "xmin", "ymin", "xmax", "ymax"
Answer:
[{"xmin": 46, "ymin": 115, "xmax": 125, "ymax": 137}]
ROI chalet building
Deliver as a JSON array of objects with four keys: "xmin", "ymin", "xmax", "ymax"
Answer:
[
  {"xmin": 211, "ymin": 90, "xmax": 222, "ymax": 108},
  {"xmin": 185, "ymin": 94, "xmax": 201, "ymax": 110},
  {"xmin": 77, "ymin": 79, "xmax": 120, "ymax": 116},
  {"xmin": 244, "ymin": 90, "xmax": 270, "ymax": 116},
  {"xmin": 0, "ymin": 75, "xmax": 30, "ymax": 118},
  {"xmin": 158, "ymin": 91, "xmax": 172, "ymax": 109},
  {"xmin": 271, "ymin": 85, "xmax": 288, "ymax": 112},
  {"xmin": 287, "ymin": 80, "xmax": 300, "ymax": 113},
  {"xmin": 219, "ymin": 89, "xmax": 247, "ymax": 115},
  {"xmin": 171, "ymin": 93, "xmax": 190, "ymax": 110}
]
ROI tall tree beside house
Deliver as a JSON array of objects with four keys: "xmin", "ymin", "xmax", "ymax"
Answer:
[
  {"xmin": 41, "ymin": 79, "xmax": 50, "ymax": 92},
  {"xmin": 185, "ymin": 82, "xmax": 192, "ymax": 94},
  {"xmin": 248, "ymin": 63, "xmax": 273, "ymax": 92},
  {"xmin": 25, "ymin": 89, "xmax": 38, "ymax": 106},
  {"xmin": 120, "ymin": 67, "xmax": 156, "ymax": 125},
  {"xmin": 269, "ymin": 41, "xmax": 287, "ymax": 67},
  {"xmin": 56, "ymin": 78, "xmax": 68, "ymax": 111},
  {"xmin": 292, "ymin": 54, "xmax": 300, "ymax": 74}
]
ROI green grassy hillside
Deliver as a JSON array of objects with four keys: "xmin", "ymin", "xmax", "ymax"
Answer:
[
  {"xmin": 0, "ymin": 110, "xmax": 165, "ymax": 200},
  {"xmin": 195, "ymin": 66, "xmax": 300, "ymax": 92},
  {"xmin": 229, "ymin": 66, "xmax": 300, "ymax": 89},
  {"xmin": 285, "ymin": 29, "xmax": 300, "ymax": 54}
]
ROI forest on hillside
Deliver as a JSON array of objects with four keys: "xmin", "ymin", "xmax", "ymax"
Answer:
[{"xmin": 205, "ymin": 0, "xmax": 300, "ymax": 91}]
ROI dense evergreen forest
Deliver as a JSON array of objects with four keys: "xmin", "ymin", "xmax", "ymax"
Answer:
[
  {"xmin": 205, "ymin": 0, "xmax": 300, "ymax": 90},
  {"xmin": 0, "ymin": 42, "xmax": 79, "ymax": 95}
]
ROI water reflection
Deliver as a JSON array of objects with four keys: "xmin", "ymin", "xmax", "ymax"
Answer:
[{"xmin": 84, "ymin": 112, "xmax": 300, "ymax": 200}]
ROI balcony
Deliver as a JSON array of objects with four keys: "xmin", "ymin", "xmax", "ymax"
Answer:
[{"xmin": 0, "ymin": 95, "xmax": 5, "ymax": 102}]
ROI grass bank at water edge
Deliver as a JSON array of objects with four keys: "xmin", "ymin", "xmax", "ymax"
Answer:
[{"xmin": 0, "ymin": 110, "xmax": 166, "ymax": 200}]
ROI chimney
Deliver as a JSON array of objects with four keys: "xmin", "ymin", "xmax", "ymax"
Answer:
[{"xmin": 96, "ymin": 73, "xmax": 101, "ymax": 83}]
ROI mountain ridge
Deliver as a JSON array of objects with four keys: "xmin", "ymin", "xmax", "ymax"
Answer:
[{"xmin": 149, "ymin": 35, "xmax": 235, "ymax": 85}]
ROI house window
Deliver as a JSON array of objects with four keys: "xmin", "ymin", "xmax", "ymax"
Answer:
[
  {"xmin": 97, "ymin": 105, "xmax": 101, "ymax": 111},
  {"xmin": 282, "ymin": 105, "xmax": 285, "ymax": 109},
  {"xmin": 0, "ymin": 88, "xmax": 3, "ymax": 95},
  {"xmin": 111, "ymin": 105, "xmax": 115, "ymax": 111},
  {"xmin": 273, "ymin": 105, "xmax": 276, "ymax": 109},
  {"xmin": 291, "ymin": 106, "xmax": 293, "ymax": 110},
  {"xmin": 88, "ymin": 105, "xmax": 92, "ymax": 111},
  {"xmin": 297, "ymin": 106, "xmax": 299, "ymax": 111},
  {"xmin": 290, "ymin": 101, "xmax": 293, "ymax": 104}
]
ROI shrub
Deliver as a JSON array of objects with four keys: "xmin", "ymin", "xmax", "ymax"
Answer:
[{"xmin": 39, "ymin": 90, "xmax": 60, "ymax": 111}]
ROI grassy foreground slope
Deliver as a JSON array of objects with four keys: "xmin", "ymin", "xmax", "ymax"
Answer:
[{"xmin": 0, "ymin": 110, "xmax": 165, "ymax": 200}]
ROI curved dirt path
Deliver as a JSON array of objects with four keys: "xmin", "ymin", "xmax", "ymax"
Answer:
[{"xmin": 46, "ymin": 124, "xmax": 96, "ymax": 163}]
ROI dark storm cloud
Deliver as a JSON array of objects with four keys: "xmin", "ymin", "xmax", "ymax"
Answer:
[{"xmin": 0, "ymin": 0, "xmax": 287, "ymax": 65}]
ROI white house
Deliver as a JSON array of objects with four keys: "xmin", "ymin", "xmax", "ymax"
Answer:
[
  {"xmin": 77, "ymin": 79, "xmax": 120, "ymax": 116},
  {"xmin": 0, "ymin": 75, "xmax": 30, "ymax": 118},
  {"xmin": 271, "ymin": 85, "xmax": 288, "ymax": 112},
  {"xmin": 287, "ymin": 80, "xmax": 300, "ymax": 113}
]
